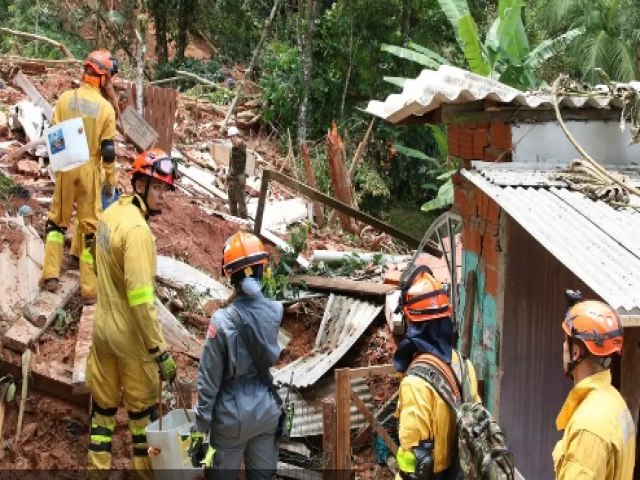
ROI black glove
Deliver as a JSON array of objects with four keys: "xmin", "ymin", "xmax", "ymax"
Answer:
[{"xmin": 189, "ymin": 431, "xmax": 207, "ymax": 468}]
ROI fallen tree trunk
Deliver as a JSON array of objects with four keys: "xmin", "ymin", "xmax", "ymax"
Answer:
[
  {"xmin": 0, "ymin": 55, "xmax": 82, "ymax": 66},
  {"xmin": 0, "ymin": 28, "xmax": 75, "ymax": 59}
]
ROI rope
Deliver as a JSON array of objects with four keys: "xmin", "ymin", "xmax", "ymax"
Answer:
[{"xmin": 551, "ymin": 76, "xmax": 640, "ymax": 202}]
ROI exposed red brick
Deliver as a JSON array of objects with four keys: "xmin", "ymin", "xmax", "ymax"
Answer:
[
  {"xmin": 459, "ymin": 134, "xmax": 474, "ymax": 160},
  {"xmin": 473, "ymin": 129, "xmax": 488, "ymax": 159},
  {"xmin": 482, "ymin": 234, "xmax": 498, "ymax": 268},
  {"xmin": 486, "ymin": 197, "xmax": 500, "ymax": 225},
  {"xmin": 491, "ymin": 122, "xmax": 512, "ymax": 151}
]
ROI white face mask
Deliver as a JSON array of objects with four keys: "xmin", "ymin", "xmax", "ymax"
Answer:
[{"xmin": 240, "ymin": 277, "xmax": 261, "ymax": 296}]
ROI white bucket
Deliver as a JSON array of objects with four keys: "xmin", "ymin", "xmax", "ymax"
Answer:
[
  {"xmin": 145, "ymin": 409, "xmax": 203, "ymax": 480},
  {"xmin": 44, "ymin": 117, "xmax": 90, "ymax": 172}
]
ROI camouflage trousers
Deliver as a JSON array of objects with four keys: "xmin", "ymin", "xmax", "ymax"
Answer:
[{"xmin": 228, "ymin": 178, "xmax": 247, "ymax": 219}]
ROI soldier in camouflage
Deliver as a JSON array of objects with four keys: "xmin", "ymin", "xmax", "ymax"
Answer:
[{"xmin": 226, "ymin": 126, "xmax": 247, "ymax": 219}]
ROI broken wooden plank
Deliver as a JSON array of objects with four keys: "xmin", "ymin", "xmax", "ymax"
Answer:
[
  {"xmin": 348, "ymin": 364, "xmax": 396, "ymax": 379},
  {"xmin": 22, "ymin": 271, "xmax": 79, "ymax": 328},
  {"xmin": 155, "ymin": 299, "xmax": 202, "ymax": 359},
  {"xmin": 322, "ymin": 398, "xmax": 337, "ymax": 480},
  {"xmin": 0, "ymin": 136, "xmax": 45, "ymax": 164},
  {"xmin": 335, "ymin": 368, "xmax": 351, "ymax": 479},
  {"xmin": 291, "ymin": 275, "xmax": 395, "ymax": 298},
  {"xmin": 0, "ymin": 352, "xmax": 87, "ymax": 406},
  {"xmin": 461, "ymin": 270, "xmax": 477, "ymax": 359},
  {"xmin": 71, "ymin": 305, "xmax": 95, "ymax": 394},
  {"xmin": 256, "ymin": 169, "xmax": 440, "ymax": 255},
  {"xmin": 2, "ymin": 317, "xmax": 41, "ymax": 354},
  {"xmin": 621, "ymin": 327, "xmax": 640, "ymax": 427},
  {"xmin": 12, "ymin": 71, "xmax": 54, "ymax": 122},
  {"xmin": 15, "ymin": 350, "xmax": 31, "ymax": 442},
  {"xmin": 350, "ymin": 390, "xmax": 398, "ymax": 456}
]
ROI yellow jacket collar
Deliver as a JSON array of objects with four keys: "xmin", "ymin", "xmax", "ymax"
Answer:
[
  {"xmin": 119, "ymin": 194, "xmax": 149, "ymax": 218},
  {"xmin": 556, "ymin": 370, "xmax": 612, "ymax": 430},
  {"xmin": 80, "ymin": 80, "xmax": 101, "ymax": 92}
]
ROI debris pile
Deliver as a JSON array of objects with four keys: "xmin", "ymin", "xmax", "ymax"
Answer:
[{"xmin": 0, "ymin": 58, "xmax": 450, "ymax": 476}]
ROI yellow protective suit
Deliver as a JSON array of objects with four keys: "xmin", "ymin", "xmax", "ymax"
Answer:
[
  {"xmin": 553, "ymin": 370, "xmax": 636, "ymax": 480},
  {"xmin": 395, "ymin": 350, "xmax": 480, "ymax": 476},
  {"xmin": 41, "ymin": 82, "xmax": 116, "ymax": 300},
  {"xmin": 86, "ymin": 195, "xmax": 166, "ymax": 479}
]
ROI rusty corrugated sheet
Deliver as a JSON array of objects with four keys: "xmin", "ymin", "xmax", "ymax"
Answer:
[
  {"xmin": 499, "ymin": 218, "xmax": 599, "ymax": 480},
  {"xmin": 461, "ymin": 165, "xmax": 640, "ymax": 314},
  {"xmin": 365, "ymin": 65, "xmax": 630, "ymax": 124},
  {"xmin": 274, "ymin": 294, "xmax": 382, "ymax": 388},
  {"xmin": 277, "ymin": 377, "xmax": 375, "ymax": 438}
]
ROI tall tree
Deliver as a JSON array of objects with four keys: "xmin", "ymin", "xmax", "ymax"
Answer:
[
  {"xmin": 297, "ymin": 0, "xmax": 317, "ymax": 147},
  {"xmin": 175, "ymin": 0, "xmax": 197, "ymax": 60}
]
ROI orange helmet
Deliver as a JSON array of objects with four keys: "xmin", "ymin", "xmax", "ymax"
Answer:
[
  {"xmin": 84, "ymin": 49, "xmax": 118, "ymax": 78},
  {"xmin": 222, "ymin": 231, "xmax": 269, "ymax": 276},
  {"xmin": 399, "ymin": 265, "xmax": 452, "ymax": 323},
  {"xmin": 563, "ymin": 299, "xmax": 623, "ymax": 357},
  {"xmin": 131, "ymin": 148, "xmax": 178, "ymax": 189}
]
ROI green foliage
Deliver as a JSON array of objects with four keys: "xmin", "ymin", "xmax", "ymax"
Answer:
[
  {"xmin": 383, "ymin": 0, "xmax": 581, "ymax": 90},
  {"xmin": 532, "ymin": 0, "xmax": 640, "ymax": 82},
  {"xmin": 261, "ymin": 224, "xmax": 308, "ymax": 300},
  {"xmin": 259, "ymin": 42, "xmax": 302, "ymax": 130},
  {"xmin": 310, "ymin": 252, "xmax": 384, "ymax": 277},
  {"xmin": 0, "ymin": 0, "xmax": 92, "ymax": 59},
  {"xmin": 154, "ymin": 57, "xmax": 225, "ymax": 86}
]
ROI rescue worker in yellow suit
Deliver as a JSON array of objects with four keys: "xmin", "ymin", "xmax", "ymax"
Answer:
[
  {"xmin": 392, "ymin": 266, "xmax": 480, "ymax": 480},
  {"xmin": 86, "ymin": 148, "xmax": 178, "ymax": 479},
  {"xmin": 553, "ymin": 290, "xmax": 636, "ymax": 479},
  {"xmin": 40, "ymin": 49, "xmax": 118, "ymax": 304}
]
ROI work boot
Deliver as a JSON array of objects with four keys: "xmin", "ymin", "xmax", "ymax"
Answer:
[
  {"xmin": 44, "ymin": 278, "xmax": 58, "ymax": 292},
  {"xmin": 68, "ymin": 255, "xmax": 80, "ymax": 271}
]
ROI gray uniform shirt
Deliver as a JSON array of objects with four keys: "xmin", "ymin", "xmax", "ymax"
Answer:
[{"xmin": 194, "ymin": 291, "xmax": 283, "ymax": 445}]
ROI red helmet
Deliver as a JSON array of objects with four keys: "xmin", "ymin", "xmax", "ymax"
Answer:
[
  {"xmin": 84, "ymin": 49, "xmax": 118, "ymax": 78},
  {"xmin": 563, "ymin": 300, "xmax": 623, "ymax": 357},
  {"xmin": 222, "ymin": 231, "xmax": 268, "ymax": 276},
  {"xmin": 131, "ymin": 148, "xmax": 178, "ymax": 189},
  {"xmin": 399, "ymin": 265, "xmax": 451, "ymax": 323}
]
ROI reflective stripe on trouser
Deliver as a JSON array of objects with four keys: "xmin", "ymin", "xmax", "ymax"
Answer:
[
  {"xmin": 42, "ymin": 162, "xmax": 101, "ymax": 294},
  {"xmin": 87, "ymin": 405, "xmax": 116, "ymax": 472},
  {"xmin": 129, "ymin": 410, "xmax": 155, "ymax": 480}
]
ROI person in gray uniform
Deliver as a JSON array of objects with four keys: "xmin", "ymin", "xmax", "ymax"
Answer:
[{"xmin": 190, "ymin": 231, "xmax": 282, "ymax": 480}]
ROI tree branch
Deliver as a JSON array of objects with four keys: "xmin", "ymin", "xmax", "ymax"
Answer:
[{"xmin": 0, "ymin": 27, "xmax": 75, "ymax": 59}]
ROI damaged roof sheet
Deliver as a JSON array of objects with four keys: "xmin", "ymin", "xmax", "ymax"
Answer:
[
  {"xmin": 462, "ymin": 162, "xmax": 640, "ymax": 315},
  {"xmin": 274, "ymin": 294, "xmax": 382, "ymax": 388},
  {"xmin": 277, "ymin": 376, "xmax": 375, "ymax": 438},
  {"xmin": 365, "ymin": 65, "xmax": 631, "ymax": 124}
]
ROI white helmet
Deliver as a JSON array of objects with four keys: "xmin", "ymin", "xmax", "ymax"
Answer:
[{"xmin": 227, "ymin": 126, "xmax": 240, "ymax": 137}]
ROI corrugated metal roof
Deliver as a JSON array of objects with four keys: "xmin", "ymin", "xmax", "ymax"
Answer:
[
  {"xmin": 365, "ymin": 65, "xmax": 628, "ymax": 124},
  {"xmin": 461, "ymin": 164, "xmax": 640, "ymax": 314},
  {"xmin": 274, "ymin": 294, "xmax": 382, "ymax": 388},
  {"xmin": 277, "ymin": 377, "xmax": 374, "ymax": 438}
]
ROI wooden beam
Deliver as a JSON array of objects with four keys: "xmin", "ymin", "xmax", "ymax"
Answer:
[
  {"xmin": 441, "ymin": 104, "xmax": 622, "ymax": 125},
  {"xmin": 256, "ymin": 169, "xmax": 441, "ymax": 255},
  {"xmin": 620, "ymin": 328, "xmax": 640, "ymax": 426},
  {"xmin": 621, "ymin": 315, "xmax": 640, "ymax": 328},
  {"xmin": 348, "ymin": 364, "xmax": 396, "ymax": 379},
  {"xmin": 350, "ymin": 390, "xmax": 398, "ymax": 456},
  {"xmin": 461, "ymin": 270, "xmax": 477, "ymax": 358},
  {"xmin": 334, "ymin": 369, "xmax": 351, "ymax": 479},
  {"xmin": 22, "ymin": 271, "xmax": 80, "ymax": 328},
  {"xmin": 15, "ymin": 350, "xmax": 31, "ymax": 442},
  {"xmin": 12, "ymin": 71, "xmax": 54, "ymax": 122},
  {"xmin": 291, "ymin": 275, "xmax": 395, "ymax": 298},
  {"xmin": 322, "ymin": 398, "xmax": 337, "ymax": 480},
  {"xmin": 0, "ymin": 352, "xmax": 88, "ymax": 406},
  {"xmin": 71, "ymin": 305, "xmax": 95, "ymax": 394}
]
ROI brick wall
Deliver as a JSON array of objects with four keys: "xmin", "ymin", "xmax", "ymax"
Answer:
[
  {"xmin": 448, "ymin": 122, "xmax": 512, "ymax": 164},
  {"xmin": 453, "ymin": 174, "xmax": 501, "ymax": 296}
]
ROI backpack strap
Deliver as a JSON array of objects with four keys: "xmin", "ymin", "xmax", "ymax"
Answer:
[{"xmin": 407, "ymin": 353, "xmax": 462, "ymax": 410}]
